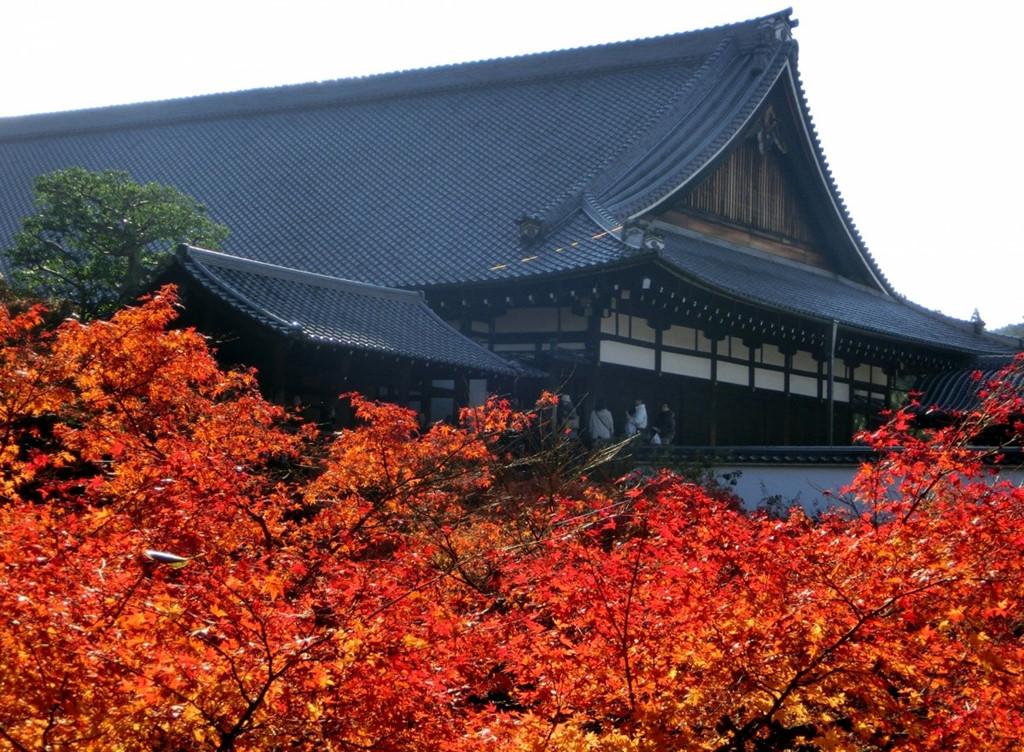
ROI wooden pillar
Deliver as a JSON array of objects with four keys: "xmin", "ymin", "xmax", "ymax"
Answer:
[
  {"xmin": 396, "ymin": 362, "xmax": 412, "ymax": 407},
  {"xmin": 747, "ymin": 340, "xmax": 759, "ymax": 442},
  {"xmin": 843, "ymin": 361, "xmax": 856, "ymax": 443},
  {"xmin": 336, "ymin": 352, "xmax": 352, "ymax": 393},
  {"xmin": 826, "ymin": 320, "xmax": 838, "ymax": 446},
  {"xmin": 454, "ymin": 373, "xmax": 470, "ymax": 412},
  {"xmin": 420, "ymin": 374, "xmax": 434, "ymax": 424},
  {"xmin": 746, "ymin": 340, "xmax": 757, "ymax": 391},
  {"xmin": 271, "ymin": 337, "xmax": 291, "ymax": 405},
  {"xmin": 332, "ymin": 354, "xmax": 353, "ymax": 427},
  {"xmin": 654, "ymin": 327, "xmax": 663, "ymax": 375},
  {"xmin": 780, "ymin": 343, "xmax": 796, "ymax": 445},
  {"xmin": 709, "ymin": 337, "xmax": 719, "ymax": 447},
  {"xmin": 585, "ymin": 307, "xmax": 603, "ymax": 418}
]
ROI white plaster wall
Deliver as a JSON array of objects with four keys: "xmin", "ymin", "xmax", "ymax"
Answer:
[
  {"xmin": 717, "ymin": 361, "xmax": 749, "ymax": 386},
  {"xmin": 600, "ymin": 340, "xmax": 655, "ymax": 370},
  {"xmin": 662, "ymin": 351, "xmax": 711, "ymax": 379},
  {"xmin": 715, "ymin": 465, "xmax": 1024, "ymax": 514},
  {"xmin": 790, "ymin": 374, "xmax": 818, "ymax": 397},
  {"xmin": 754, "ymin": 368, "xmax": 784, "ymax": 391},
  {"xmin": 663, "ymin": 324, "xmax": 697, "ymax": 349}
]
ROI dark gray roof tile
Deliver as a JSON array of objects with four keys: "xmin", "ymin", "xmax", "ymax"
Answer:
[
  {"xmin": 0, "ymin": 12, "xmax": 792, "ymax": 290},
  {"xmin": 0, "ymin": 9, "xmax": 1015, "ymax": 361},
  {"xmin": 656, "ymin": 231, "xmax": 1015, "ymax": 355},
  {"xmin": 178, "ymin": 246, "xmax": 517, "ymax": 375},
  {"xmin": 915, "ymin": 356, "xmax": 1024, "ymax": 413}
]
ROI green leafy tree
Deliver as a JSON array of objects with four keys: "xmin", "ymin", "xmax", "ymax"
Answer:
[
  {"xmin": 994, "ymin": 321, "xmax": 1024, "ymax": 338},
  {"xmin": 7, "ymin": 168, "xmax": 228, "ymax": 318}
]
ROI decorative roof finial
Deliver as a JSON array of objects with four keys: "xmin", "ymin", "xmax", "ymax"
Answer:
[
  {"xmin": 971, "ymin": 308, "xmax": 985, "ymax": 334},
  {"xmin": 757, "ymin": 13, "xmax": 794, "ymax": 44},
  {"xmin": 756, "ymin": 105, "xmax": 788, "ymax": 155}
]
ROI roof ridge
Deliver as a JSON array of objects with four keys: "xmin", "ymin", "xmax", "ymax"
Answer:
[
  {"xmin": 898, "ymin": 295, "xmax": 1024, "ymax": 347},
  {"xmin": 533, "ymin": 25, "xmax": 796, "ymax": 244},
  {"xmin": 599, "ymin": 42, "xmax": 794, "ymax": 220},
  {"xmin": 532, "ymin": 31, "xmax": 744, "ymax": 235},
  {"xmin": 0, "ymin": 10, "xmax": 794, "ymax": 144},
  {"xmin": 179, "ymin": 245, "xmax": 424, "ymax": 302},
  {"xmin": 583, "ymin": 33, "xmax": 746, "ymax": 204}
]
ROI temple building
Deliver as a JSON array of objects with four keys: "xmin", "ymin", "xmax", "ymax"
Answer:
[{"xmin": 0, "ymin": 10, "xmax": 1018, "ymax": 477}]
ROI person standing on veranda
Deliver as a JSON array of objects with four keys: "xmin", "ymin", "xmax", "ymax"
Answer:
[
  {"xmin": 588, "ymin": 400, "xmax": 614, "ymax": 445},
  {"xmin": 652, "ymin": 402, "xmax": 676, "ymax": 446}
]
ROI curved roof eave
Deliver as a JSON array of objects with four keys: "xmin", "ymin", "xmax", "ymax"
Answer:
[
  {"xmin": 649, "ymin": 251, "xmax": 1011, "ymax": 357},
  {"xmin": 176, "ymin": 246, "xmax": 520, "ymax": 377},
  {"xmin": 620, "ymin": 52, "xmax": 789, "ymax": 223},
  {"xmin": 620, "ymin": 56, "xmax": 894, "ymax": 298},
  {"xmin": 778, "ymin": 62, "xmax": 895, "ymax": 296}
]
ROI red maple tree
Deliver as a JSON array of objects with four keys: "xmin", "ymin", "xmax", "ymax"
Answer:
[{"xmin": 1, "ymin": 288, "xmax": 1021, "ymax": 751}]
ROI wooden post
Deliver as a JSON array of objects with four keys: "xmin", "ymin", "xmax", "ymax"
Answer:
[
  {"xmin": 585, "ymin": 306, "xmax": 602, "ymax": 420},
  {"xmin": 397, "ymin": 362, "xmax": 412, "ymax": 407},
  {"xmin": 421, "ymin": 374, "xmax": 434, "ymax": 424},
  {"xmin": 709, "ymin": 337, "xmax": 719, "ymax": 447},
  {"xmin": 455, "ymin": 373, "xmax": 470, "ymax": 412},
  {"xmin": 271, "ymin": 337, "xmax": 290, "ymax": 405},
  {"xmin": 781, "ymin": 344, "xmax": 795, "ymax": 445},
  {"xmin": 826, "ymin": 320, "xmax": 837, "ymax": 446},
  {"xmin": 654, "ymin": 327, "xmax": 663, "ymax": 375}
]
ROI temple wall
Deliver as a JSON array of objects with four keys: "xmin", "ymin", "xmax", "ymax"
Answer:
[{"xmin": 717, "ymin": 465, "xmax": 1024, "ymax": 513}]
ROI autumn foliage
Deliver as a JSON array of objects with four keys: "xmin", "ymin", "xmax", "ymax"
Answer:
[{"xmin": 1, "ymin": 288, "xmax": 1023, "ymax": 751}]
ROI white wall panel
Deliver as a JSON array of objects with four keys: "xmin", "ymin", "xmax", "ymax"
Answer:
[
  {"xmin": 754, "ymin": 368, "xmax": 785, "ymax": 391},
  {"xmin": 791, "ymin": 374, "xmax": 818, "ymax": 397},
  {"xmin": 662, "ymin": 351, "xmax": 711, "ymax": 379},
  {"xmin": 792, "ymin": 350, "xmax": 818, "ymax": 374},
  {"xmin": 718, "ymin": 361, "xmax": 749, "ymax": 386},
  {"xmin": 663, "ymin": 324, "xmax": 697, "ymax": 350},
  {"xmin": 631, "ymin": 316, "xmax": 657, "ymax": 343},
  {"xmin": 600, "ymin": 340, "xmax": 655, "ymax": 370},
  {"xmin": 760, "ymin": 343, "xmax": 786, "ymax": 367},
  {"xmin": 833, "ymin": 381, "xmax": 850, "ymax": 403}
]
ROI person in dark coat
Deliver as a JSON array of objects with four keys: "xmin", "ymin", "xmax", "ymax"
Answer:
[{"xmin": 652, "ymin": 402, "xmax": 676, "ymax": 446}]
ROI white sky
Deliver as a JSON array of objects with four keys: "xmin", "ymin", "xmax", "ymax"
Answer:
[{"xmin": 3, "ymin": 0, "xmax": 1021, "ymax": 328}]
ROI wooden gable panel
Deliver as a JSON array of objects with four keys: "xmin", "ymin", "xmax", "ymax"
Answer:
[
  {"xmin": 681, "ymin": 132, "xmax": 818, "ymax": 245},
  {"xmin": 655, "ymin": 118, "xmax": 834, "ymax": 269}
]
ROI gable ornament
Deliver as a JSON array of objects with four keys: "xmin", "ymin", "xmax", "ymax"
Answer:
[{"xmin": 755, "ymin": 105, "xmax": 788, "ymax": 156}]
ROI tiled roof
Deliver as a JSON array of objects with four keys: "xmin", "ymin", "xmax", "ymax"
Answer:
[
  {"xmin": 176, "ymin": 246, "xmax": 518, "ymax": 375},
  {"xmin": 656, "ymin": 231, "xmax": 1017, "ymax": 355},
  {"xmin": 0, "ymin": 9, "xmax": 1014, "ymax": 359},
  {"xmin": 914, "ymin": 355, "xmax": 1024, "ymax": 413},
  {"xmin": 634, "ymin": 444, "xmax": 876, "ymax": 465},
  {"xmin": 0, "ymin": 11, "xmax": 799, "ymax": 290},
  {"xmin": 631, "ymin": 444, "xmax": 1024, "ymax": 466}
]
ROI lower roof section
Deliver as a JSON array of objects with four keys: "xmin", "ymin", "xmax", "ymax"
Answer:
[
  {"xmin": 630, "ymin": 444, "xmax": 1024, "ymax": 467},
  {"xmin": 914, "ymin": 355, "xmax": 1024, "ymax": 414},
  {"xmin": 654, "ymin": 229, "xmax": 1019, "ymax": 356},
  {"xmin": 176, "ymin": 246, "xmax": 518, "ymax": 377}
]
